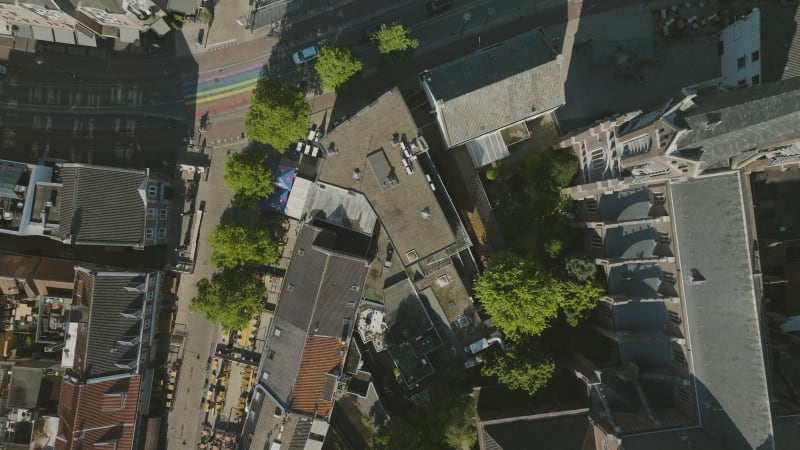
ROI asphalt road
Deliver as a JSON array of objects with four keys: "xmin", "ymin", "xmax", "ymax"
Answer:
[{"xmin": 0, "ymin": 1, "xmax": 669, "ymax": 448}]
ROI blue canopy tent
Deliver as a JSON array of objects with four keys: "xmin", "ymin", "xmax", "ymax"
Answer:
[{"xmin": 261, "ymin": 165, "xmax": 296, "ymax": 214}]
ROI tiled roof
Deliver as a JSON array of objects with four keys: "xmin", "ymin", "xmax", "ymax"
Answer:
[
  {"xmin": 480, "ymin": 412, "xmax": 590, "ymax": 450},
  {"xmin": 57, "ymin": 164, "xmax": 147, "ymax": 246},
  {"xmin": 72, "ymin": 269, "xmax": 155, "ymax": 379},
  {"xmin": 422, "ymin": 28, "xmax": 564, "ymax": 147},
  {"xmin": 56, "ymin": 375, "xmax": 141, "ymax": 450},
  {"xmin": 257, "ymin": 223, "xmax": 367, "ymax": 411},
  {"xmin": 677, "ymin": 77, "xmax": 800, "ymax": 169},
  {"xmin": 290, "ymin": 335, "xmax": 346, "ymax": 417}
]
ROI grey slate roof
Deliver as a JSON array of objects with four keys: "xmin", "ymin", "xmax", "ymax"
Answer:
[
  {"xmin": 79, "ymin": 270, "xmax": 152, "ymax": 379},
  {"xmin": 258, "ymin": 223, "xmax": 367, "ymax": 409},
  {"xmin": 422, "ymin": 28, "xmax": 564, "ymax": 147},
  {"xmin": 480, "ymin": 411, "xmax": 590, "ymax": 450},
  {"xmin": 303, "ymin": 182, "xmax": 378, "ymax": 235},
  {"xmin": 667, "ymin": 173, "xmax": 773, "ymax": 450},
  {"xmin": 318, "ymin": 89, "xmax": 457, "ymax": 265},
  {"xmin": 677, "ymin": 77, "xmax": 800, "ymax": 168},
  {"xmin": 58, "ymin": 164, "xmax": 147, "ymax": 246},
  {"xmin": 166, "ymin": 0, "xmax": 197, "ymax": 14}
]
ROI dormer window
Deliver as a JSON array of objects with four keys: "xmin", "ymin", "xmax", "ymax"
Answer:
[
  {"xmin": 120, "ymin": 309, "xmax": 142, "ymax": 319},
  {"xmin": 116, "ymin": 335, "xmax": 140, "ymax": 347},
  {"xmin": 114, "ymin": 359, "xmax": 136, "ymax": 370},
  {"xmin": 101, "ymin": 392, "xmax": 126, "ymax": 411}
]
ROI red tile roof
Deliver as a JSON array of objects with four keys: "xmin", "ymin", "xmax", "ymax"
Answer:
[
  {"xmin": 56, "ymin": 375, "xmax": 141, "ymax": 450},
  {"xmin": 290, "ymin": 335, "xmax": 346, "ymax": 417}
]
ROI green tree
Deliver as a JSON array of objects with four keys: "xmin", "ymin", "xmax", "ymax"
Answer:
[
  {"xmin": 372, "ymin": 23, "xmax": 419, "ymax": 54},
  {"xmin": 207, "ymin": 218, "xmax": 279, "ymax": 269},
  {"xmin": 481, "ymin": 336, "xmax": 556, "ymax": 395},
  {"xmin": 370, "ymin": 381, "xmax": 476, "ymax": 450},
  {"xmin": 190, "ymin": 269, "xmax": 266, "ymax": 331},
  {"xmin": 474, "ymin": 252, "xmax": 605, "ymax": 338},
  {"xmin": 544, "ymin": 238, "xmax": 564, "ymax": 258},
  {"xmin": 315, "ymin": 42, "xmax": 363, "ymax": 91},
  {"xmin": 223, "ymin": 147, "xmax": 274, "ymax": 207},
  {"xmin": 245, "ymin": 78, "xmax": 309, "ymax": 151},
  {"xmin": 560, "ymin": 280, "xmax": 605, "ymax": 327},
  {"xmin": 565, "ymin": 256, "xmax": 597, "ymax": 282},
  {"xmin": 473, "ymin": 252, "xmax": 561, "ymax": 339}
]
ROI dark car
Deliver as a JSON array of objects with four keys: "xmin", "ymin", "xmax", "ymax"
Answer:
[
  {"xmin": 425, "ymin": 0, "xmax": 452, "ymax": 15},
  {"xmin": 364, "ymin": 23, "xmax": 383, "ymax": 41}
]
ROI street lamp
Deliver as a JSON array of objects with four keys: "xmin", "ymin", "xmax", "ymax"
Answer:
[{"xmin": 460, "ymin": 12, "xmax": 472, "ymax": 37}]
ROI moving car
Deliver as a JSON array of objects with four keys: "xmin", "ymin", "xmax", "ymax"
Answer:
[
  {"xmin": 292, "ymin": 45, "xmax": 319, "ymax": 65},
  {"xmin": 425, "ymin": 0, "xmax": 452, "ymax": 15}
]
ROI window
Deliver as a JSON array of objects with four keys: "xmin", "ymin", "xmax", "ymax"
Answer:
[
  {"xmin": 591, "ymin": 235, "xmax": 603, "ymax": 248},
  {"xmin": 159, "ymin": 208, "xmax": 168, "ymax": 220},
  {"xmin": 147, "ymin": 208, "xmax": 156, "ymax": 220},
  {"xmin": 145, "ymin": 228, "xmax": 155, "ymax": 240},
  {"xmin": 157, "ymin": 228, "xmax": 167, "ymax": 239},
  {"xmin": 662, "ymin": 271, "xmax": 676, "ymax": 284},
  {"xmin": 752, "ymin": 74, "xmax": 760, "ymax": 85},
  {"xmin": 668, "ymin": 310, "xmax": 681, "ymax": 325},
  {"xmin": 751, "ymin": 50, "xmax": 759, "ymax": 62},
  {"xmin": 737, "ymin": 56, "xmax": 746, "ymax": 69},
  {"xmin": 147, "ymin": 184, "xmax": 158, "ymax": 199}
]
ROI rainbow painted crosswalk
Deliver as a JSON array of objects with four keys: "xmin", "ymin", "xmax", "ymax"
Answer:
[{"xmin": 182, "ymin": 62, "xmax": 266, "ymax": 118}]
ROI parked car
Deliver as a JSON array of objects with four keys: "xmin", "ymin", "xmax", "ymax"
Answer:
[
  {"xmin": 292, "ymin": 45, "xmax": 319, "ymax": 65},
  {"xmin": 127, "ymin": 2, "xmax": 150, "ymax": 20},
  {"xmin": 384, "ymin": 243, "xmax": 394, "ymax": 270},
  {"xmin": 425, "ymin": 0, "xmax": 452, "ymax": 15},
  {"xmin": 364, "ymin": 23, "xmax": 383, "ymax": 41}
]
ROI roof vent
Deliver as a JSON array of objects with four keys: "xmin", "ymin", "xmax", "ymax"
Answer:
[
  {"xmin": 690, "ymin": 268, "xmax": 706, "ymax": 284},
  {"xmin": 704, "ymin": 112, "xmax": 722, "ymax": 130},
  {"xmin": 352, "ymin": 168, "xmax": 361, "ymax": 180},
  {"xmin": 421, "ymin": 207, "xmax": 432, "ymax": 220}
]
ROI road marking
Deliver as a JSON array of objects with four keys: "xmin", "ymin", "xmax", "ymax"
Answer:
[
  {"xmin": 205, "ymin": 39, "xmax": 239, "ymax": 51},
  {"xmin": 187, "ymin": 85, "xmax": 255, "ymax": 106},
  {"xmin": 185, "ymin": 77, "xmax": 261, "ymax": 100}
]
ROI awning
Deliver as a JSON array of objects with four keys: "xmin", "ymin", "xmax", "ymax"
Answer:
[
  {"xmin": 149, "ymin": 18, "xmax": 171, "ymax": 37},
  {"xmin": 118, "ymin": 26, "xmax": 140, "ymax": 43},
  {"xmin": 53, "ymin": 28, "xmax": 77, "ymax": 45},
  {"xmin": 465, "ymin": 130, "xmax": 510, "ymax": 168},
  {"xmin": 285, "ymin": 177, "xmax": 311, "ymax": 220}
]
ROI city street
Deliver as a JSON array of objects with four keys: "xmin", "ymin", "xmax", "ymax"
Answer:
[
  {"xmin": 0, "ymin": 0, "xmax": 727, "ymax": 448},
  {"xmin": 165, "ymin": 143, "xmax": 232, "ymax": 450}
]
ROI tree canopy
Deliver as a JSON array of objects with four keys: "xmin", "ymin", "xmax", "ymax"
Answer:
[
  {"xmin": 222, "ymin": 147, "xmax": 274, "ymax": 207},
  {"xmin": 245, "ymin": 78, "xmax": 309, "ymax": 151},
  {"xmin": 474, "ymin": 252, "xmax": 604, "ymax": 338},
  {"xmin": 473, "ymin": 252, "xmax": 561, "ymax": 339},
  {"xmin": 207, "ymin": 218, "xmax": 279, "ymax": 269},
  {"xmin": 190, "ymin": 268, "xmax": 266, "ymax": 331},
  {"xmin": 372, "ymin": 23, "xmax": 419, "ymax": 54},
  {"xmin": 315, "ymin": 42, "xmax": 363, "ymax": 91},
  {"xmin": 481, "ymin": 336, "xmax": 556, "ymax": 395},
  {"xmin": 565, "ymin": 256, "xmax": 597, "ymax": 282},
  {"xmin": 372, "ymin": 381, "xmax": 477, "ymax": 450}
]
